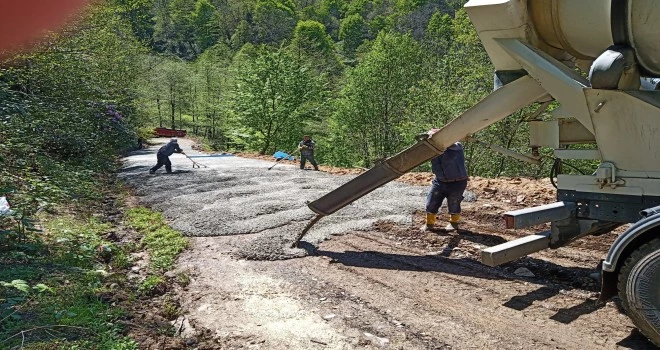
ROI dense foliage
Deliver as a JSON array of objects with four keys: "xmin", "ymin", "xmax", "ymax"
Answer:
[
  {"xmin": 119, "ymin": 0, "xmax": 561, "ymax": 176},
  {"xmin": 1, "ymin": 3, "xmax": 145, "ymax": 244}
]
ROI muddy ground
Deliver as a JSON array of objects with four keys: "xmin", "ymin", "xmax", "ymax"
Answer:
[{"xmin": 119, "ymin": 138, "xmax": 656, "ymax": 349}]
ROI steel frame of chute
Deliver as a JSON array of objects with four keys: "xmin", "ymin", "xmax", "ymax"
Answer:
[{"xmin": 297, "ymin": 0, "xmax": 660, "ymax": 345}]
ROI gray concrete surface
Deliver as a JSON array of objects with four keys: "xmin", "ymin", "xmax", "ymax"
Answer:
[{"xmin": 119, "ymin": 139, "xmax": 446, "ymax": 260}]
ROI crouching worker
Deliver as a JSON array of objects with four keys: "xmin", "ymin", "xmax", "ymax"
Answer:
[
  {"xmin": 150, "ymin": 138, "xmax": 183, "ymax": 174},
  {"xmin": 422, "ymin": 139, "xmax": 468, "ymax": 232}
]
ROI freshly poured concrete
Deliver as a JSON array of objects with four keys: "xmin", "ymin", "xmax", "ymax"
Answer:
[{"xmin": 120, "ymin": 139, "xmax": 426, "ymax": 260}]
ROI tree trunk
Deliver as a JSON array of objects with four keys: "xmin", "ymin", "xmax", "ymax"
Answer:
[
  {"xmin": 156, "ymin": 97, "xmax": 163, "ymax": 128},
  {"xmin": 170, "ymin": 85, "xmax": 176, "ymax": 130},
  {"xmin": 178, "ymin": 103, "xmax": 182, "ymax": 131},
  {"xmin": 192, "ymin": 86, "xmax": 198, "ymax": 135},
  {"xmin": 211, "ymin": 111, "xmax": 215, "ymax": 139},
  {"xmin": 260, "ymin": 139, "xmax": 271, "ymax": 155}
]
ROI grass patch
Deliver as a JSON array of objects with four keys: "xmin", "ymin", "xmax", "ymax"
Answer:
[
  {"xmin": 124, "ymin": 207, "xmax": 188, "ymax": 272},
  {"xmin": 0, "ymin": 216, "xmax": 138, "ymax": 350},
  {"xmin": 138, "ymin": 276, "xmax": 166, "ymax": 296}
]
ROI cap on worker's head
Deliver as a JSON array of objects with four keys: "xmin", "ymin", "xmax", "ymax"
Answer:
[
  {"xmin": 170, "ymin": 138, "xmax": 178, "ymax": 143},
  {"xmin": 303, "ymin": 135, "xmax": 310, "ymax": 138}
]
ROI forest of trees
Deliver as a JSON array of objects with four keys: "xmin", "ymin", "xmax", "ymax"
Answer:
[
  {"xmin": 117, "ymin": 0, "xmax": 547, "ymax": 173},
  {"xmin": 1, "ymin": 0, "xmax": 568, "ymax": 228}
]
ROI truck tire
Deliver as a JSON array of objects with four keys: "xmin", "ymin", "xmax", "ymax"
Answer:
[{"xmin": 617, "ymin": 239, "xmax": 660, "ymax": 347}]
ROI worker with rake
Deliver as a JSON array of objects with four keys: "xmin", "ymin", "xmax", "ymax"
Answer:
[
  {"xmin": 422, "ymin": 129, "xmax": 468, "ymax": 233},
  {"xmin": 150, "ymin": 138, "xmax": 184, "ymax": 174},
  {"xmin": 298, "ymin": 135, "xmax": 319, "ymax": 171}
]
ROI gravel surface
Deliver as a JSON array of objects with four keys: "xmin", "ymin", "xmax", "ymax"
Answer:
[{"xmin": 120, "ymin": 139, "xmax": 432, "ymax": 260}]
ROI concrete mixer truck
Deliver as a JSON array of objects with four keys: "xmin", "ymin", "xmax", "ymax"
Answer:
[{"xmin": 299, "ymin": 0, "xmax": 660, "ymax": 345}]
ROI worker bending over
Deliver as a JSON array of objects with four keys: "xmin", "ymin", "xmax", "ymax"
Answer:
[{"xmin": 150, "ymin": 138, "xmax": 184, "ymax": 174}]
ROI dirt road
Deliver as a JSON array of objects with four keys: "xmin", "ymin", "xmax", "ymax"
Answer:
[{"xmin": 120, "ymin": 139, "xmax": 656, "ymax": 349}]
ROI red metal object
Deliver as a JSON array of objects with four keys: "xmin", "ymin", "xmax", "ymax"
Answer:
[{"xmin": 153, "ymin": 127, "xmax": 187, "ymax": 137}]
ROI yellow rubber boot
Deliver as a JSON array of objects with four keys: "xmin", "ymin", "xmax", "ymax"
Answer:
[
  {"xmin": 421, "ymin": 212, "xmax": 436, "ymax": 231},
  {"xmin": 444, "ymin": 214, "xmax": 461, "ymax": 232}
]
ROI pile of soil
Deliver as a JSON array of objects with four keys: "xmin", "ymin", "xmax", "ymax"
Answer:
[{"xmin": 236, "ymin": 151, "xmax": 556, "ymax": 203}]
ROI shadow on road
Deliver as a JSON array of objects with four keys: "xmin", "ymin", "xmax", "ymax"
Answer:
[
  {"xmin": 550, "ymin": 298, "xmax": 605, "ymax": 324},
  {"xmin": 314, "ymin": 246, "xmax": 593, "ymax": 285},
  {"xmin": 125, "ymin": 149, "xmax": 154, "ymax": 156},
  {"xmin": 118, "ymin": 165, "xmax": 150, "ymax": 173},
  {"xmin": 617, "ymin": 328, "xmax": 657, "ymax": 349}
]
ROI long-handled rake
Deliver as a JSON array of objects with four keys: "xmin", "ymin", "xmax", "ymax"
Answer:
[
  {"xmin": 268, "ymin": 149, "xmax": 297, "ymax": 170},
  {"xmin": 182, "ymin": 152, "xmax": 208, "ymax": 168}
]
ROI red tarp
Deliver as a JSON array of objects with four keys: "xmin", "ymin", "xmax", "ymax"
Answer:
[{"xmin": 153, "ymin": 127, "xmax": 187, "ymax": 137}]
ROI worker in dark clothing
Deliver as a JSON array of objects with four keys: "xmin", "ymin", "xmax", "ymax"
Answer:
[
  {"xmin": 298, "ymin": 135, "xmax": 319, "ymax": 171},
  {"xmin": 150, "ymin": 138, "xmax": 183, "ymax": 174},
  {"xmin": 422, "ymin": 136, "xmax": 468, "ymax": 232}
]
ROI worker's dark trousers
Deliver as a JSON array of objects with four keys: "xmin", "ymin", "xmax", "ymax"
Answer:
[
  {"xmin": 150, "ymin": 152, "xmax": 172, "ymax": 173},
  {"xmin": 426, "ymin": 179, "xmax": 468, "ymax": 214},
  {"xmin": 300, "ymin": 154, "xmax": 318, "ymax": 170}
]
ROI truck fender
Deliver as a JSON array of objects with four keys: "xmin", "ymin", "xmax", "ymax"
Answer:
[{"xmin": 599, "ymin": 206, "xmax": 660, "ymax": 300}]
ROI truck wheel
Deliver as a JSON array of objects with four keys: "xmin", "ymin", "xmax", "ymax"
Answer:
[{"xmin": 617, "ymin": 239, "xmax": 660, "ymax": 347}]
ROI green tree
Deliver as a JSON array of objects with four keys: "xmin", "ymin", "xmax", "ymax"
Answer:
[
  {"xmin": 332, "ymin": 31, "xmax": 423, "ymax": 166},
  {"xmin": 195, "ymin": 43, "xmax": 233, "ymax": 140},
  {"xmin": 395, "ymin": 0, "xmax": 428, "ymax": 12},
  {"xmin": 425, "ymin": 11, "xmax": 453, "ymax": 56},
  {"xmin": 344, "ymin": 0, "xmax": 371, "ymax": 17},
  {"xmin": 318, "ymin": 0, "xmax": 343, "ymax": 18},
  {"xmin": 230, "ymin": 20, "xmax": 251, "ymax": 49},
  {"xmin": 339, "ymin": 14, "xmax": 366, "ymax": 58},
  {"xmin": 138, "ymin": 55, "xmax": 169, "ymax": 128},
  {"xmin": 291, "ymin": 20, "xmax": 334, "ymax": 55},
  {"xmin": 253, "ymin": 0, "xmax": 298, "ymax": 44},
  {"xmin": 153, "ymin": 0, "xmax": 199, "ymax": 58},
  {"xmin": 1, "ymin": 2, "xmax": 145, "ymax": 219},
  {"xmin": 153, "ymin": 0, "xmax": 177, "ymax": 53},
  {"xmin": 154, "ymin": 60, "xmax": 190, "ymax": 129},
  {"xmin": 317, "ymin": 0, "xmax": 343, "ymax": 39},
  {"xmin": 231, "ymin": 46, "xmax": 327, "ymax": 154},
  {"xmin": 444, "ymin": 9, "xmax": 491, "ymax": 94},
  {"xmin": 192, "ymin": 0, "xmax": 221, "ymax": 51},
  {"xmin": 211, "ymin": 0, "xmax": 256, "ymax": 43},
  {"xmin": 116, "ymin": 0, "xmax": 156, "ymax": 42},
  {"xmin": 290, "ymin": 20, "xmax": 341, "ymax": 73}
]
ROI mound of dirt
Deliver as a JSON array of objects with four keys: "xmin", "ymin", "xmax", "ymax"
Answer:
[{"xmin": 236, "ymin": 152, "xmax": 556, "ymax": 203}]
